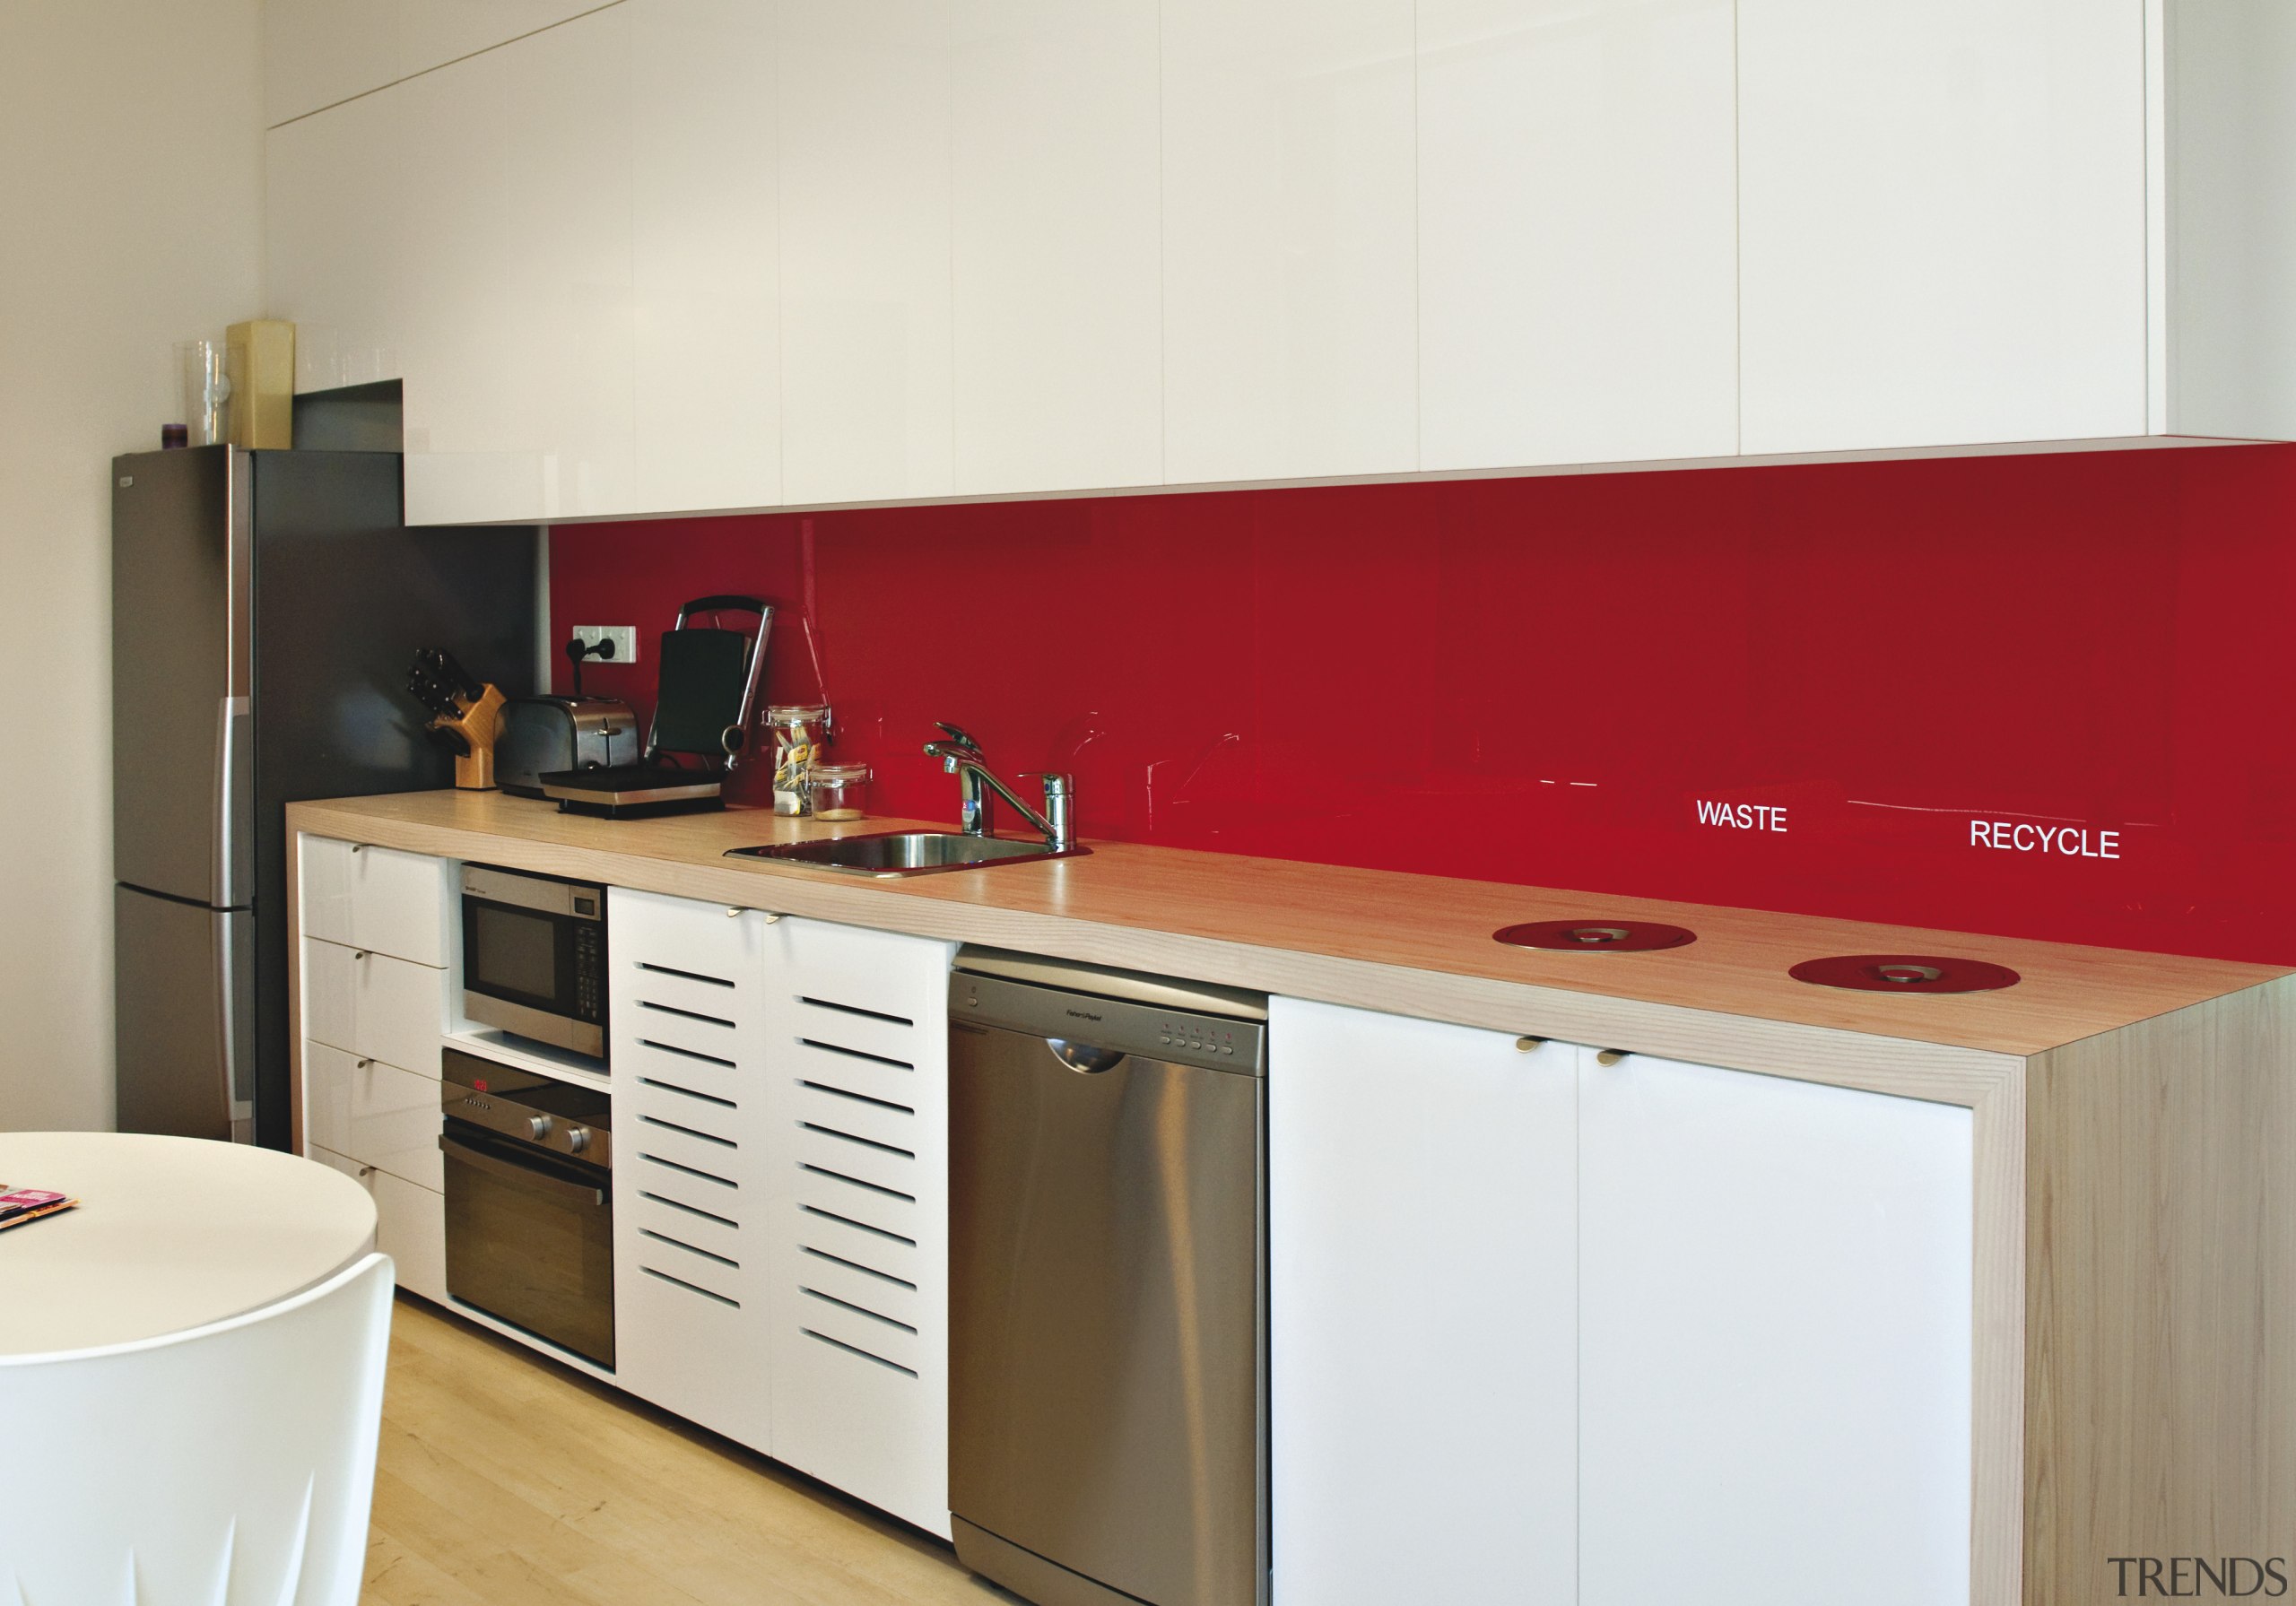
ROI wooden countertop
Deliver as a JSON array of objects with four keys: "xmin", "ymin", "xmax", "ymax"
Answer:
[{"xmin": 288, "ymin": 790, "xmax": 2285, "ymax": 1072}]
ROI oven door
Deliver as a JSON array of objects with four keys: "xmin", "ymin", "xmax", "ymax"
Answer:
[
  {"xmin": 460, "ymin": 872, "xmax": 604, "ymax": 1056},
  {"xmin": 441, "ymin": 1124, "xmax": 615, "ymax": 1367}
]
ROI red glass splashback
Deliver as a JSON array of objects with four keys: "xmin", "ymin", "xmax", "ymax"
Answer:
[{"xmin": 550, "ymin": 444, "xmax": 2296, "ymax": 965}]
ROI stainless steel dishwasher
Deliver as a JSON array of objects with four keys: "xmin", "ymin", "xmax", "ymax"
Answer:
[{"xmin": 948, "ymin": 947, "xmax": 1268, "ymax": 1606}]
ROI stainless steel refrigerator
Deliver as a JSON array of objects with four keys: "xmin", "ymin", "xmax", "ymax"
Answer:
[{"xmin": 112, "ymin": 445, "xmax": 536, "ymax": 1147}]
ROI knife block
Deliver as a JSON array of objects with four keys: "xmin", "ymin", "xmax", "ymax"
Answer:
[{"xmin": 430, "ymin": 684, "xmax": 507, "ymax": 790}]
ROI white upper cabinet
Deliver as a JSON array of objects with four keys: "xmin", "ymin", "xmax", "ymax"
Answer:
[
  {"xmin": 398, "ymin": 4, "xmax": 637, "ymax": 525},
  {"xmin": 265, "ymin": 0, "xmax": 2296, "ymax": 520},
  {"xmin": 1160, "ymin": 0, "xmax": 1417, "ymax": 486},
  {"xmin": 777, "ymin": 0, "xmax": 955, "ymax": 507},
  {"xmin": 265, "ymin": 0, "xmax": 612, "ymax": 126},
  {"xmin": 392, "ymin": 47, "xmax": 518, "ymax": 518},
  {"xmin": 265, "ymin": 84, "xmax": 407, "ymax": 394},
  {"xmin": 2161, "ymin": 1, "xmax": 2296, "ymax": 442},
  {"xmin": 1736, "ymin": 0, "xmax": 2148, "ymax": 455},
  {"xmin": 951, "ymin": 0, "xmax": 1163, "ymax": 496},
  {"xmin": 1416, "ymin": 0, "xmax": 1740, "ymax": 471},
  {"xmin": 631, "ymin": 0, "xmax": 781, "ymax": 515}
]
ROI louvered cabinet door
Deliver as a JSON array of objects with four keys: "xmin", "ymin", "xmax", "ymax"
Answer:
[
  {"xmin": 607, "ymin": 888, "xmax": 776, "ymax": 1455},
  {"xmin": 762, "ymin": 917, "xmax": 959, "ymax": 1538}
]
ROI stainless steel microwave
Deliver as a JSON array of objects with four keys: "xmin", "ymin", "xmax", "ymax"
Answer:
[{"xmin": 460, "ymin": 864, "xmax": 607, "ymax": 1057}]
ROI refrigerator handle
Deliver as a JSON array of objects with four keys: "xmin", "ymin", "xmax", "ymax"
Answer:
[
  {"xmin": 213, "ymin": 693, "xmax": 249, "ymax": 907},
  {"xmin": 214, "ymin": 900, "xmax": 239, "ymax": 1131}
]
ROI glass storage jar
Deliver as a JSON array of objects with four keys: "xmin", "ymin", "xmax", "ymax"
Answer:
[
  {"xmin": 766, "ymin": 703, "xmax": 831, "ymax": 816},
  {"xmin": 809, "ymin": 762, "xmax": 870, "ymax": 821}
]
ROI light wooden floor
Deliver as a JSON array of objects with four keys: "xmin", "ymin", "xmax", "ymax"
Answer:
[{"xmin": 366, "ymin": 1294, "xmax": 1020, "ymax": 1606}]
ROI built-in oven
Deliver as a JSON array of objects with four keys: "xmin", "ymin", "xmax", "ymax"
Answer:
[
  {"xmin": 439, "ymin": 1046, "xmax": 615, "ymax": 1367},
  {"xmin": 461, "ymin": 864, "xmax": 607, "ymax": 1057}
]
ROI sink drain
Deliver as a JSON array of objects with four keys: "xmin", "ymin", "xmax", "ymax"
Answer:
[
  {"xmin": 1495, "ymin": 920, "xmax": 1697, "ymax": 953},
  {"xmin": 1788, "ymin": 953, "xmax": 2020, "ymax": 994}
]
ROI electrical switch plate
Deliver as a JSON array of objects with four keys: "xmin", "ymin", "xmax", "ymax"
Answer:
[{"xmin": 570, "ymin": 625, "xmax": 638, "ymax": 664}]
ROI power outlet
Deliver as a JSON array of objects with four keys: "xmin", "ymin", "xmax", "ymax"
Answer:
[{"xmin": 570, "ymin": 624, "xmax": 638, "ymax": 664}]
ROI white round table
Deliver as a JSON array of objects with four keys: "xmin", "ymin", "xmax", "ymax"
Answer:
[{"xmin": 0, "ymin": 1132, "xmax": 378, "ymax": 1356}]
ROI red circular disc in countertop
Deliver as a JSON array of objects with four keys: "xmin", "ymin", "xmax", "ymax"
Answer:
[
  {"xmin": 1495, "ymin": 920, "xmax": 1698, "ymax": 953},
  {"xmin": 1788, "ymin": 954, "xmax": 2022, "ymax": 994}
]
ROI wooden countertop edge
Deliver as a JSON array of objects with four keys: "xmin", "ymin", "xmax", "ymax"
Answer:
[{"xmin": 285, "ymin": 794, "xmax": 2066, "ymax": 1097}]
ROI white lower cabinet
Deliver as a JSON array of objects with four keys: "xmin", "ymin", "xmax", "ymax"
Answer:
[
  {"xmin": 298, "ymin": 845, "xmax": 453, "ymax": 1308},
  {"xmin": 1268, "ymin": 998, "xmax": 1976, "ymax": 1606},
  {"xmin": 1578, "ymin": 1051, "xmax": 1973, "ymax": 1606},
  {"xmin": 761, "ymin": 916, "xmax": 954, "ymax": 1539},
  {"xmin": 606, "ymin": 889, "xmax": 955, "ymax": 1534},
  {"xmin": 1269, "ymin": 1000, "xmax": 1578, "ymax": 1604},
  {"xmin": 609, "ymin": 888, "xmax": 778, "ymax": 1455}
]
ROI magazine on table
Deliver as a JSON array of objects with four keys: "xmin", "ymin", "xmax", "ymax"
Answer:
[{"xmin": 0, "ymin": 1186, "xmax": 77, "ymax": 1231}]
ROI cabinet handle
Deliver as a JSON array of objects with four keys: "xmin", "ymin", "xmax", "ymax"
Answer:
[
  {"xmin": 356, "ymin": 1165, "xmax": 375, "ymax": 1178},
  {"xmin": 726, "ymin": 907, "xmax": 744, "ymax": 918},
  {"xmin": 353, "ymin": 951, "xmax": 370, "ymax": 961},
  {"xmin": 1515, "ymin": 1036, "xmax": 1546, "ymax": 1052},
  {"xmin": 357, "ymin": 1058, "xmax": 373, "ymax": 1070},
  {"xmin": 350, "ymin": 844, "xmax": 365, "ymax": 855},
  {"xmin": 1596, "ymin": 1049, "xmax": 1629, "ymax": 1066}
]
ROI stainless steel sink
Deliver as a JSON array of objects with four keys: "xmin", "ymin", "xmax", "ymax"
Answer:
[{"xmin": 726, "ymin": 830, "xmax": 1090, "ymax": 876}]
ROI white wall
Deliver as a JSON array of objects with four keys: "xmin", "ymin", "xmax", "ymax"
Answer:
[{"xmin": 0, "ymin": 0, "xmax": 265, "ymax": 1131}]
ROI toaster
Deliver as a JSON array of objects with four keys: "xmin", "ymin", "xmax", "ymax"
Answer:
[{"xmin": 495, "ymin": 697, "xmax": 640, "ymax": 798}]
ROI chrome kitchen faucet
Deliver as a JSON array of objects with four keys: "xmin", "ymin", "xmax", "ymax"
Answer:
[{"xmin": 923, "ymin": 722, "xmax": 1076, "ymax": 854}]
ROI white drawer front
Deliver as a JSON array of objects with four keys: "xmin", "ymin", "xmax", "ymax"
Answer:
[
  {"xmin": 350, "ymin": 842, "xmax": 453, "ymax": 967},
  {"xmin": 359, "ymin": 946, "xmax": 443, "ymax": 1076},
  {"xmin": 300, "ymin": 836, "xmax": 357, "ymax": 948},
  {"xmin": 310, "ymin": 1142, "xmax": 439, "ymax": 1303},
  {"xmin": 302, "ymin": 936, "xmax": 359, "ymax": 1055},
  {"xmin": 373, "ymin": 1167, "xmax": 446, "ymax": 1304},
  {"xmin": 303, "ymin": 937, "xmax": 446, "ymax": 1077},
  {"xmin": 299, "ymin": 836, "xmax": 451, "ymax": 967},
  {"xmin": 304, "ymin": 1040, "xmax": 443, "ymax": 1191}
]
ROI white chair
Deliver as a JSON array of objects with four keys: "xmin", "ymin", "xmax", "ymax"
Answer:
[{"xmin": 0, "ymin": 1252, "xmax": 396, "ymax": 1606}]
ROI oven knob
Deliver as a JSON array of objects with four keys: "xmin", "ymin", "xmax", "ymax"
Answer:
[
  {"xmin": 527, "ymin": 1115, "xmax": 554, "ymax": 1141},
  {"xmin": 564, "ymin": 1125, "xmax": 592, "ymax": 1154}
]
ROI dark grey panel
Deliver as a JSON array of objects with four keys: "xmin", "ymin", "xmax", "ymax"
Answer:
[
  {"xmin": 112, "ymin": 447, "xmax": 248, "ymax": 907},
  {"xmin": 290, "ymin": 379, "xmax": 402, "ymax": 452},
  {"xmin": 115, "ymin": 887, "xmax": 247, "ymax": 1141},
  {"xmin": 248, "ymin": 448, "xmax": 537, "ymax": 1150}
]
